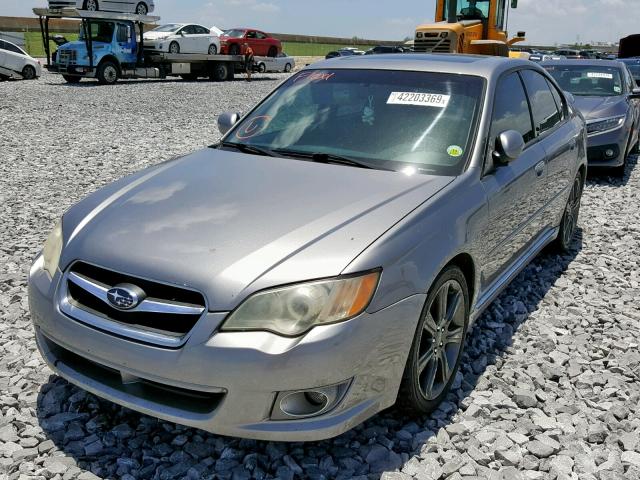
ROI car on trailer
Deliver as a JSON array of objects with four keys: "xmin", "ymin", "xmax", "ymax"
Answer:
[
  {"xmin": 34, "ymin": 8, "xmax": 245, "ymax": 84},
  {"xmin": 143, "ymin": 24, "xmax": 220, "ymax": 55},
  {"xmin": 48, "ymin": 0, "xmax": 155, "ymax": 15},
  {"xmin": 219, "ymin": 28, "xmax": 281, "ymax": 57},
  {"xmin": 0, "ymin": 39, "xmax": 42, "ymax": 80}
]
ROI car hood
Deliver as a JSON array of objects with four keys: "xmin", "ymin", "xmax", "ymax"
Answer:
[
  {"xmin": 573, "ymin": 95, "xmax": 628, "ymax": 120},
  {"xmin": 61, "ymin": 149, "xmax": 452, "ymax": 310}
]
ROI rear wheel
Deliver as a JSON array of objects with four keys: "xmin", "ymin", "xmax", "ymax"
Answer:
[
  {"xmin": 21, "ymin": 65, "xmax": 36, "ymax": 80},
  {"xmin": 398, "ymin": 266, "xmax": 469, "ymax": 414},
  {"xmin": 258, "ymin": 63, "xmax": 266, "ymax": 73},
  {"xmin": 62, "ymin": 75, "xmax": 81, "ymax": 83},
  {"xmin": 553, "ymin": 173, "xmax": 583, "ymax": 252},
  {"xmin": 96, "ymin": 61, "xmax": 119, "ymax": 85},
  {"xmin": 267, "ymin": 46, "xmax": 277, "ymax": 57},
  {"xmin": 208, "ymin": 44, "xmax": 218, "ymax": 55},
  {"xmin": 135, "ymin": 2, "xmax": 148, "ymax": 15},
  {"xmin": 83, "ymin": 0, "xmax": 99, "ymax": 11},
  {"xmin": 229, "ymin": 43, "xmax": 240, "ymax": 55},
  {"xmin": 284, "ymin": 63, "xmax": 292, "ymax": 73},
  {"xmin": 169, "ymin": 42, "xmax": 180, "ymax": 54},
  {"xmin": 210, "ymin": 62, "xmax": 229, "ymax": 81}
]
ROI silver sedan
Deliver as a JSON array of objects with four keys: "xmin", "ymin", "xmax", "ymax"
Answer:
[{"xmin": 29, "ymin": 54, "xmax": 587, "ymax": 441}]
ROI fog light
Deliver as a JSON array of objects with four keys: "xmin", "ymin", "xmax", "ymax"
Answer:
[
  {"xmin": 271, "ymin": 380, "xmax": 351, "ymax": 420},
  {"xmin": 605, "ymin": 149, "xmax": 615, "ymax": 158}
]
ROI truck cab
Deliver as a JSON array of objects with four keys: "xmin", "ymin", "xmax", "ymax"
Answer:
[{"xmin": 55, "ymin": 19, "xmax": 138, "ymax": 82}]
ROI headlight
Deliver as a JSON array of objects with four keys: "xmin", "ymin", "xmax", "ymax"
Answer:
[
  {"xmin": 222, "ymin": 271, "xmax": 380, "ymax": 336},
  {"xmin": 586, "ymin": 115, "xmax": 626, "ymax": 136},
  {"xmin": 42, "ymin": 219, "xmax": 63, "ymax": 278}
]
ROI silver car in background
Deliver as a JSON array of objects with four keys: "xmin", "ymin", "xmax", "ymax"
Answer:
[
  {"xmin": 543, "ymin": 59, "xmax": 640, "ymax": 176},
  {"xmin": 48, "ymin": 0, "xmax": 155, "ymax": 15},
  {"xmin": 29, "ymin": 55, "xmax": 587, "ymax": 441}
]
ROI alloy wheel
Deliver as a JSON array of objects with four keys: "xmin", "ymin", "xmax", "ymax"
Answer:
[
  {"xmin": 103, "ymin": 65, "xmax": 117, "ymax": 83},
  {"xmin": 85, "ymin": 0, "xmax": 98, "ymax": 11},
  {"xmin": 416, "ymin": 279, "xmax": 466, "ymax": 401},
  {"xmin": 208, "ymin": 44, "xmax": 218, "ymax": 55},
  {"xmin": 562, "ymin": 177, "xmax": 581, "ymax": 246},
  {"xmin": 136, "ymin": 3, "xmax": 148, "ymax": 15},
  {"xmin": 169, "ymin": 43, "xmax": 180, "ymax": 54}
]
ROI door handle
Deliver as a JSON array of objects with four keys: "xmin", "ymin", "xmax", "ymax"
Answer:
[{"xmin": 534, "ymin": 161, "xmax": 545, "ymax": 177}]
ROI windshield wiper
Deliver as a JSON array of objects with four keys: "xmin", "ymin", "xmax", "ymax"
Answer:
[
  {"xmin": 217, "ymin": 142, "xmax": 277, "ymax": 157},
  {"xmin": 273, "ymin": 150, "xmax": 383, "ymax": 170}
]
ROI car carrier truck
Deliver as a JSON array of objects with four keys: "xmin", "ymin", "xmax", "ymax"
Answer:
[{"xmin": 34, "ymin": 8, "xmax": 245, "ymax": 84}]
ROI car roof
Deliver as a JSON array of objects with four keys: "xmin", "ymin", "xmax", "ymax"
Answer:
[
  {"xmin": 540, "ymin": 59, "xmax": 625, "ymax": 68},
  {"xmin": 306, "ymin": 53, "xmax": 535, "ymax": 79}
]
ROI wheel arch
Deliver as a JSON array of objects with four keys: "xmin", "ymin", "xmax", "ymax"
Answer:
[
  {"xmin": 442, "ymin": 252, "xmax": 476, "ymax": 308},
  {"xmin": 97, "ymin": 55, "xmax": 121, "ymax": 71}
]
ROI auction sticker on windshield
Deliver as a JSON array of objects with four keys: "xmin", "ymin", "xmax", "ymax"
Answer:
[
  {"xmin": 387, "ymin": 92, "xmax": 451, "ymax": 108},
  {"xmin": 587, "ymin": 72, "xmax": 613, "ymax": 79}
]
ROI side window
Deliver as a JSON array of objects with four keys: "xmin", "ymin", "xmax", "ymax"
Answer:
[
  {"xmin": 246, "ymin": 31, "xmax": 257, "ymax": 39},
  {"xmin": 546, "ymin": 78, "xmax": 566, "ymax": 120},
  {"xmin": 256, "ymin": 32, "xmax": 267, "ymax": 39},
  {"xmin": 520, "ymin": 70, "xmax": 562, "ymax": 135},
  {"xmin": 490, "ymin": 72, "xmax": 535, "ymax": 145},
  {"xmin": 4, "ymin": 43, "xmax": 23, "ymax": 55},
  {"xmin": 196, "ymin": 26, "xmax": 209, "ymax": 34},
  {"xmin": 182, "ymin": 25, "xmax": 196, "ymax": 35},
  {"xmin": 117, "ymin": 25, "xmax": 129, "ymax": 43}
]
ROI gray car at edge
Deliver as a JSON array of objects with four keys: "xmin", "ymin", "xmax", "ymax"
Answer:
[
  {"xmin": 29, "ymin": 54, "xmax": 587, "ymax": 441},
  {"xmin": 542, "ymin": 59, "xmax": 640, "ymax": 176}
]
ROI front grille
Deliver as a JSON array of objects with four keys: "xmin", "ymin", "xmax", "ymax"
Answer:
[
  {"xmin": 414, "ymin": 37, "xmax": 453, "ymax": 53},
  {"xmin": 41, "ymin": 333, "xmax": 224, "ymax": 414},
  {"xmin": 57, "ymin": 49, "xmax": 77, "ymax": 65},
  {"xmin": 63, "ymin": 261, "xmax": 206, "ymax": 345}
]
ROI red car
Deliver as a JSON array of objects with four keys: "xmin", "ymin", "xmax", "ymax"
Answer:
[{"xmin": 220, "ymin": 29, "xmax": 282, "ymax": 57}]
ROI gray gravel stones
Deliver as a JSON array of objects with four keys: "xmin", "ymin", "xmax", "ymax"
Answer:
[{"xmin": 2, "ymin": 71, "xmax": 640, "ymax": 479}]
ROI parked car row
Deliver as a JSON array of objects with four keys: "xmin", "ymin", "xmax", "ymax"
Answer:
[{"xmin": 325, "ymin": 45, "xmax": 409, "ymax": 59}]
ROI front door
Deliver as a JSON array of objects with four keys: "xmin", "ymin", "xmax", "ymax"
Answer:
[{"xmin": 113, "ymin": 23, "xmax": 137, "ymax": 65}]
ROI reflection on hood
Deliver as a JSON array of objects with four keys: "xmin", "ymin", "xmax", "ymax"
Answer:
[{"xmin": 572, "ymin": 95, "xmax": 628, "ymax": 120}]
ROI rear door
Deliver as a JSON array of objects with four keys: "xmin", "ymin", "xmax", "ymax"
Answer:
[
  {"xmin": 179, "ymin": 25, "xmax": 198, "ymax": 52},
  {"xmin": 0, "ymin": 41, "xmax": 8, "ymax": 71},
  {"xmin": 193, "ymin": 25, "xmax": 212, "ymax": 53},
  {"xmin": 520, "ymin": 69, "xmax": 574, "ymax": 227},
  {"xmin": 479, "ymin": 71, "xmax": 548, "ymax": 289},
  {"xmin": 2, "ymin": 42, "xmax": 25, "ymax": 71}
]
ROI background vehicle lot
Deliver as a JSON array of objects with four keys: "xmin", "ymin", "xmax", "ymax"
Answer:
[{"xmin": 1, "ymin": 73, "xmax": 640, "ymax": 478}]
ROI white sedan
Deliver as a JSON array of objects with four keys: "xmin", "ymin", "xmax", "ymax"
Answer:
[
  {"xmin": 47, "ymin": 0, "xmax": 155, "ymax": 15},
  {"xmin": 256, "ymin": 52, "xmax": 295, "ymax": 73},
  {"xmin": 143, "ymin": 24, "xmax": 220, "ymax": 55},
  {"xmin": 0, "ymin": 39, "xmax": 41, "ymax": 80}
]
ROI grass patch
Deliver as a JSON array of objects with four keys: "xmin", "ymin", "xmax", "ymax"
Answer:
[
  {"xmin": 24, "ymin": 31, "xmax": 79, "ymax": 58},
  {"xmin": 281, "ymin": 42, "xmax": 373, "ymax": 57}
]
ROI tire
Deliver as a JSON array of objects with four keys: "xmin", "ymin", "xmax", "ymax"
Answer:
[
  {"xmin": 398, "ymin": 266, "xmax": 469, "ymax": 414},
  {"xmin": 83, "ymin": 0, "xmax": 99, "ymax": 11},
  {"xmin": 208, "ymin": 44, "xmax": 218, "ymax": 55},
  {"xmin": 96, "ymin": 60, "xmax": 119, "ymax": 85},
  {"xmin": 258, "ymin": 63, "xmax": 266, "ymax": 73},
  {"xmin": 62, "ymin": 75, "xmax": 82, "ymax": 83},
  {"xmin": 135, "ymin": 2, "xmax": 148, "ymax": 15},
  {"xmin": 21, "ymin": 65, "xmax": 36, "ymax": 80},
  {"xmin": 229, "ymin": 43, "xmax": 240, "ymax": 55},
  {"xmin": 552, "ymin": 172, "xmax": 583, "ymax": 252},
  {"xmin": 210, "ymin": 62, "xmax": 229, "ymax": 81},
  {"xmin": 169, "ymin": 42, "xmax": 180, "ymax": 54},
  {"xmin": 284, "ymin": 63, "xmax": 292, "ymax": 73},
  {"xmin": 267, "ymin": 46, "xmax": 277, "ymax": 58}
]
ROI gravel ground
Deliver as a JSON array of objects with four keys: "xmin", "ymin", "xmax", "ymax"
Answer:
[{"xmin": 1, "ymin": 71, "xmax": 639, "ymax": 480}]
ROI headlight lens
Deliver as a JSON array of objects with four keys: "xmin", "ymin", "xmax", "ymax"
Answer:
[
  {"xmin": 586, "ymin": 115, "xmax": 625, "ymax": 136},
  {"xmin": 222, "ymin": 271, "xmax": 380, "ymax": 336},
  {"xmin": 42, "ymin": 219, "xmax": 63, "ymax": 278}
]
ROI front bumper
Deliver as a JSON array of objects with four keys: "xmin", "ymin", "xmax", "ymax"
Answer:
[
  {"xmin": 29, "ymin": 256, "xmax": 423, "ymax": 441},
  {"xmin": 586, "ymin": 126, "xmax": 631, "ymax": 167},
  {"xmin": 143, "ymin": 39, "xmax": 168, "ymax": 53}
]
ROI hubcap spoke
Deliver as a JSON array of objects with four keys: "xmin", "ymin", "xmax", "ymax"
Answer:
[
  {"xmin": 423, "ymin": 358, "xmax": 437, "ymax": 398},
  {"xmin": 423, "ymin": 313, "xmax": 438, "ymax": 336},
  {"xmin": 445, "ymin": 327, "xmax": 464, "ymax": 345},
  {"xmin": 439, "ymin": 348, "xmax": 450, "ymax": 382},
  {"xmin": 417, "ymin": 346, "xmax": 435, "ymax": 375}
]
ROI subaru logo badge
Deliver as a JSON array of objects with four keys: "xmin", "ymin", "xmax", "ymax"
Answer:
[{"xmin": 107, "ymin": 284, "xmax": 145, "ymax": 310}]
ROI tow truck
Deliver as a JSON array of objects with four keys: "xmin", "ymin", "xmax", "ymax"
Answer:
[
  {"xmin": 414, "ymin": 0, "xmax": 526, "ymax": 56},
  {"xmin": 34, "ymin": 7, "xmax": 245, "ymax": 84}
]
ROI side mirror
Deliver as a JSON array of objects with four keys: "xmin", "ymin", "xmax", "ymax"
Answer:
[
  {"xmin": 494, "ymin": 130, "xmax": 525, "ymax": 164},
  {"xmin": 218, "ymin": 112, "xmax": 240, "ymax": 135},
  {"xmin": 630, "ymin": 88, "xmax": 640, "ymax": 99}
]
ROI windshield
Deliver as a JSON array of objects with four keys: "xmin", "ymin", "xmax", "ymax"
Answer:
[
  {"xmin": 79, "ymin": 22, "xmax": 114, "ymax": 43},
  {"xmin": 225, "ymin": 69, "xmax": 484, "ymax": 176},
  {"xmin": 223, "ymin": 29, "xmax": 246, "ymax": 37},
  {"xmin": 545, "ymin": 65, "xmax": 624, "ymax": 97},
  {"xmin": 152, "ymin": 24, "xmax": 183, "ymax": 33},
  {"xmin": 443, "ymin": 0, "xmax": 491, "ymax": 19}
]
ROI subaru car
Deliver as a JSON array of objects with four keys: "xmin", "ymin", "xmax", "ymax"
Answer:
[
  {"xmin": 30, "ymin": 54, "xmax": 586, "ymax": 441},
  {"xmin": 543, "ymin": 59, "xmax": 640, "ymax": 175}
]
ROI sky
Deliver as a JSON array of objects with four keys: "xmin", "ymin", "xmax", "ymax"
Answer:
[{"xmin": 0, "ymin": 0, "xmax": 634, "ymax": 46}]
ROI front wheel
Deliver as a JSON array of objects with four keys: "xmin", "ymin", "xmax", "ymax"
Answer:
[
  {"xmin": 553, "ymin": 173, "xmax": 583, "ymax": 252},
  {"xmin": 398, "ymin": 266, "xmax": 469, "ymax": 414},
  {"xmin": 83, "ymin": 0, "xmax": 99, "ymax": 11},
  {"xmin": 169, "ymin": 42, "xmax": 180, "ymax": 54},
  {"xmin": 284, "ymin": 63, "xmax": 292, "ymax": 73},
  {"xmin": 22, "ymin": 65, "xmax": 36, "ymax": 80},
  {"xmin": 135, "ymin": 2, "xmax": 148, "ymax": 15},
  {"xmin": 208, "ymin": 44, "xmax": 218, "ymax": 55},
  {"xmin": 96, "ymin": 61, "xmax": 119, "ymax": 85},
  {"xmin": 258, "ymin": 63, "xmax": 266, "ymax": 73}
]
